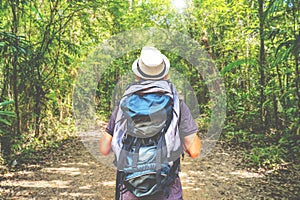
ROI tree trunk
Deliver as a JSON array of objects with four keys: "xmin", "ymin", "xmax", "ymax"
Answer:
[
  {"xmin": 258, "ymin": 0, "xmax": 266, "ymax": 130},
  {"xmin": 11, "ymin": 0, "xmax": 21, "ymax": 137},
  {"xmin": 295, "ymin": 55, "xmax": 300, "ymax": 122}
]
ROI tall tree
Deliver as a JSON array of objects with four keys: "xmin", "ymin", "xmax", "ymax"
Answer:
[{"xmin": 258, "ymin": 0, "xmax": 267, "ymax": 129}]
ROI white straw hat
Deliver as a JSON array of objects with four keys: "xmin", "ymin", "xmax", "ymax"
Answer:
[{"xmin": 132, "ymin": 46, "xmax": 170, "ymax": 80}]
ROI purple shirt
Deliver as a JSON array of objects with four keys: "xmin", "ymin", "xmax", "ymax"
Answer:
[{"xmin": 106, "ymin": 100, "xmax": 197, "ymax": 200}]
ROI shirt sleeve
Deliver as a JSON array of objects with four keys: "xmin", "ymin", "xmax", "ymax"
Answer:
[
  {"xmin": 178, "ymin": 101, "xmax": 198, "ymax": 137},
  {"xmin": 105, "ymin": 107, "xmax": 118, "ymax": 136}
]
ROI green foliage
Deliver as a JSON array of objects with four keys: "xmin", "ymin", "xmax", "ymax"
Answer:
[
  {"xmin": 247, "ymin": 145, "xmax": 286, "ymax": 168},
  {"xmin": 0, "ymin": 101, "xmax": 15, "ymax": 129},
  {"xmin": 221, "ymin": 59, "xmax": 258, "ymax": 75},
  {"xmin": 0, "ymin": 100, "xmax": 15, "ymax": 165},
  {"xmin": 0, "ymin": 101, "xmax": 15, "ymax": 138},
  {"xmin": 0, "ymin": 0, "xmax": 299, "ymax": 169},
  {"xmin": 223, "ymin": 129, "xmax": 299, "ymax": 168},
  {"xmin": 0, "ymin": 0, "xmax": 113, "ymax": 163}
]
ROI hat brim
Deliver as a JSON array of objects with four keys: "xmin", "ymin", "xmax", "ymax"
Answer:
[{"xmin": 132, "ymin": 54, "xmax": 170, "ymax": 80}]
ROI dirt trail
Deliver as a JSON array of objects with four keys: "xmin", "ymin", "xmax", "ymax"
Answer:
[{"xmin": 1, "ymin": 137, "xmax": 299, "ymax": 200}]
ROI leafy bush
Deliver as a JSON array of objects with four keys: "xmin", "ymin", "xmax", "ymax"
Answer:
[
  {"xmin": 0, "ymin": 100, "xmax": 15, "ymax": 165},
  {"xmin": 223, "ymin": 127, "xmax": 299, "ymax": 168},
  {"xmin": 246, "ymin": 145, "xmax": 287, "ymax": 168},
  {"xmin": 0, "ymin": 100, "xmax": 15, "ymax": 135}
]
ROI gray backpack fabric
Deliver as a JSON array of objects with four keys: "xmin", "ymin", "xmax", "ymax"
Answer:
[{"xmin": 111, "ymin": 80, "xmax": 182, "ymax": 198}]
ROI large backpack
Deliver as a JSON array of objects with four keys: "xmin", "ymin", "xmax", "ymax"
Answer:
[{"xmin": 111, "ymin": 80, "xmax": 182, "ymax": 199}]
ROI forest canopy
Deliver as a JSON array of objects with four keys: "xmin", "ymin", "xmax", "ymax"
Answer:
[{"xmin": 0, "ymin": 0, "xmax": 299, "ymax": 168}]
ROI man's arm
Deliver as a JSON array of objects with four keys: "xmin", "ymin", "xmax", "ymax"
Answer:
[
  {"xmin": 183, "ymin": 133, "xmax": 202, "ymax": 158},
  {"xmin": 100, "ymin": 107, "xmax": 118, "ymax": 156},
  {"xmin": 99, "ymin": 132, "xmax": 113, "ymax": 156}
]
